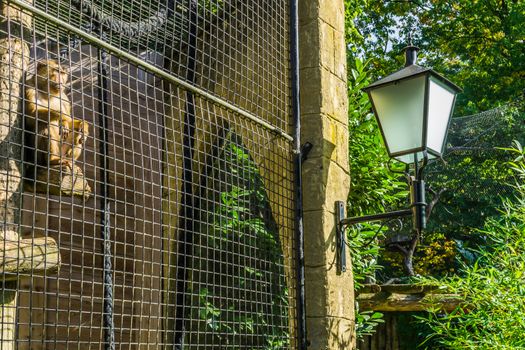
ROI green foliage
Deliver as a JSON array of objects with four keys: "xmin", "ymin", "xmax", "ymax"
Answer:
[
  {"xmin": 382, "ymin": 234, "xmax": 457, "ymax": 278},
  {"xmin": 344, "ymin": 0, "xmax": 369, "ymax": 49},
  {"xmin": 347, "ymin": 0, "xmax": 525, "ymax": 278},
  {"xmin": 347, "ymin": 57, "xmax": 408, "ymax": 285},
  {"xmin": 347, "ymin": 58, "xmax": 408, "ymax": 219},
  {"xmin": 418, "ymin": 1, "xmax": 525, "ymax": 114},
  {"xmin": 419, "ymin": 106, "xmax": 525, "ymax": 273},
  {"xmin": 346, "ymin": 0, "xmax": 525, "ymax": 344},
  {"xmin": 199, "ymin": 0, "xmax": 224, "ymax": 15},
  {"xmin": 417, "ymin": 142, "xmax": 525, "ymax": 349},
  {"xmin": 349, "ymin": 0, "xmax": 525, "ymax": 115},
  {"xmin": 355, "ymin": 310, "xmax": 384, "ymax": 339},
  {"xmin": 347, "ymin": 56, "xmax": 409, "ymax": 338}
]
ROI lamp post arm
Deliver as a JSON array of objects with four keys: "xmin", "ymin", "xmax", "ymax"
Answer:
[
  {"xmin": 335, "ymin": 202, "xmax": 413, "ymax": 274},
  {"xmin": 335, "ymin": 154, "xmax": 431, "ymax": 274},
  {"xmin": 339, "ymin": 209, "xmax": 412, "ymax": 227}
]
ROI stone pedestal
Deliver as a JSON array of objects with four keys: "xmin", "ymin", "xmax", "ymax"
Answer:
[{"xmin": 25, "ymin": 164, "xmax": 92, "ymax": 200}]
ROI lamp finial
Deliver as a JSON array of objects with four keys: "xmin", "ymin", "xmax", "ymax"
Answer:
[{"xmin": 403, "ymin": 35, "xmax": 420, "ymax": 66}]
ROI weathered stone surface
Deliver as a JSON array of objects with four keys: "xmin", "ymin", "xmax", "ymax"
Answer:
[
  {"xmin": 319, "ymin": 0, "xmax": 345, "ymax": 32},
  {"xmin": 324, "ymin": 163, "xmax": 351, "ymax": 208},
  {"xmin": 303, "ymin": 210, "xmax": 331, "ymax": 267},
  {"xmin": 334, "ymin": 29, "xmax": 347, "ymax": 81},
  {"xmin": 321, "ymin": 68, "xmax": 348, "ymax": 121},
  {"xmin": 326, "ymin": 316, "xmax": 354, "ymax": 349},
  {"xmin": 0, "ymin": 36, "xmax": 27, "ymax": 230},
  {"xmin": 1, "ymin": 2, "xmax": 32, "ymax": 27},
  {"xmin": 25, "ymin": 164, "xmax": 92, "ymax": 200},
  {"xmin": 335, "ymin": 123, "xmax": 349, "ymax": 168},
  {"xmin": 301, "ymin": 114, "xmax": 349, "ymax": 167},
  {"xmin": 320, "ymin": 21, "xmax": 335, "ymax": 72},
  {"xmin": 305, "ymin": 266, "xmax": 328, "ymax": 314},
  {"xmin": 300, "ymin": 0, "xmax": 354, "ymax": 347},
  {"xmin": 305, "ymin": 317, "xmax": 329, "ymax": 349},
  {"xmin": 298, "ymin": 0, "xmax": 319, "ymax": 25},
  {"xmin": 306, "ymin": 315, "xmax": 354, "ymax": 350},
  {"xmin": 306, "ymin": 263, "xmax": 354, "ymax": 316},
  {"xmin": 324, "ymin": 262, "xmax": 355, "ymax": 317},
  {"xmin": 301, "ymin": 70, "xmax": 348, "ymax": 122},
  {"xmin": 357, "ymin": 291, "xmax": 463, "ymax": 312},
  {"xmin": 299, "ymin": 67, "xmax": 322, "ymax": 115},
  {"xmin": 302, "ymin": 156, "xmax": 331, "ymax": 211},
  {"xmin": 0, "ymin": 235, "xmax": 60, "ymax": 279},
  {"xmin": 0, "ymin": 2, "xmax": 32, "ymax": 348},
  {"xmin": 299, "ymin": 20, "xmax": 320, "ymax": 68},
  {"xmin": 302, "ymin": 157, "xmax": 349, "ymax": 213}
]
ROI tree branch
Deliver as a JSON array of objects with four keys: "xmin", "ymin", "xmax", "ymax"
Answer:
[{"xmin": 426, "ymin": 187, "xmax": 447, "ymax": 219}]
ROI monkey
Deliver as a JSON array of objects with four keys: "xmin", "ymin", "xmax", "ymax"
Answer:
[
  {"xmin": 24, "ymin": 60, "xmax": 90, "ymax": 169},
  {"xmin": 25, "ymin": 59, "xmax": 71, "ymax": 123}
]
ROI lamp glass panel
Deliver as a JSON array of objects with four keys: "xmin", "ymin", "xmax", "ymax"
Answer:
[
  {"xmin": 369, "ymin": 75, "xmax": 426, "ymax": 156},
  {"xmin": 395, "ymin": 151, "xmax": 437, "ymax": 164},
  {"xmin": 426, "ymin": 76, "xmax": 456, "ymax": 154}
]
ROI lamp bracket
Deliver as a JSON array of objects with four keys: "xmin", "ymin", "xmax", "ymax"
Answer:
[
  {"xmin": 335, "ymin": 201, "xmax": 347, "ymax": 274},
  {"xmin": 335, "ymin": 202, "xmax": 412, "ymax": 274},
  {"xmin": 335, "ymin": 175, "xmax": 428, "ymax": 274}
]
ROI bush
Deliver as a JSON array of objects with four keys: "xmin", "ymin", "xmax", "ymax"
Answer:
[{"xmin": 418, "ymin": 142, "xmax": 525, "ymax": 349}]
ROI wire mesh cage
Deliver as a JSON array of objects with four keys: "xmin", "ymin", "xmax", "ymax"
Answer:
[{"xmin": 0, "ymin": 0, "xmax": 298, "ymax": 349}]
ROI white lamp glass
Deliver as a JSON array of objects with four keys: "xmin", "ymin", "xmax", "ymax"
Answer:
[
  {"xmin": 426, "ymin": 77, "xmax": 456, "ymax": 153},
  {"xmin": 369, "ymin": 75, "xmax": 426, "ymax": 156}
]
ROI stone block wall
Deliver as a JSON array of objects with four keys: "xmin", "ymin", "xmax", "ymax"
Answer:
[{"xmin": 299, "ymin": 0, "xmax": 356, "ymax": 348}]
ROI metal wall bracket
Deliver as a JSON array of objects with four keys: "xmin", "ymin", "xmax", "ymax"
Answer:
[
  {"xmin": 335, "ymin": 201, "xmax": 347, "ymax": 274},
  {"xmin": 300, "ymin": 142, "xmax": 313, "ymax": 162},
  {"xmin": 335, "ymin": 201, "xmax": 415, "ymax": 275}
]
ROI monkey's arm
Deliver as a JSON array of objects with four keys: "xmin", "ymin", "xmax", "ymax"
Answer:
[{"xmin": 36, "ymin": 120, "xmax": 64, "ymax": 166}]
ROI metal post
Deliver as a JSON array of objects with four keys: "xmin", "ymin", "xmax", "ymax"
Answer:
[
  {"xmin": 290, "ymin": 0, "xmax": 307, "ymax": 348},
  {"xmin": 410, "ymin": 177, "xmax": 426, "ymax": 231}
]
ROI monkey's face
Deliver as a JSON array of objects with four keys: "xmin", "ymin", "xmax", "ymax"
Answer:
[
  {"xmin": 56, "ymin": 68, "xmax": 69, "ymax": 87},
  {"xmin": 49, "ymin": 66, "xmax": 68, "ymax": 89},
  {"xmin": 36, "ymin": 60, "xmax": 69, "ymax": 91}
]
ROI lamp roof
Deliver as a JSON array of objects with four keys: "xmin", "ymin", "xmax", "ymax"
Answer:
[{"xmin": 363, "ymin": 64, "xmax": 462, "ymax": 93}]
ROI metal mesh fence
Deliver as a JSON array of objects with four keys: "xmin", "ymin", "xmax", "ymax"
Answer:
[
  {"xmin": 423, "ymin": 99, "xmax": 525, "ymax": 239},
  {"xmin": 0, "ymin": 0, "xmax": 298, "ymax": 349}
]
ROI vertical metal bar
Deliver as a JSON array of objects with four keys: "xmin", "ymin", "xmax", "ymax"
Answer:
[
  {"xmin": 174, "ymin": 0, "xmax": 198, "ymax": 348},
  {"xmin": 290, "ymin": 0, "xmax": 307, "ymax": 348},
  {"xmin": 97, "ymin": 48, "xmax": 115, "ymax": 350}
]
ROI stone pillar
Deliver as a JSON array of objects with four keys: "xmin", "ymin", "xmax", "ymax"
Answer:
[{"xmin": 299, "ymin": 1, "xmax": 356, "ymax": 348}]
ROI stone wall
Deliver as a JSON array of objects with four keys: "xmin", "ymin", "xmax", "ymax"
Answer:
[
  {"xmin": 0, "ymin": 3, "xmax": 31, "ymax": 348},
  {"xmin": 299, "ymin": 0, "xmax": 356, "ymax": 348}
]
